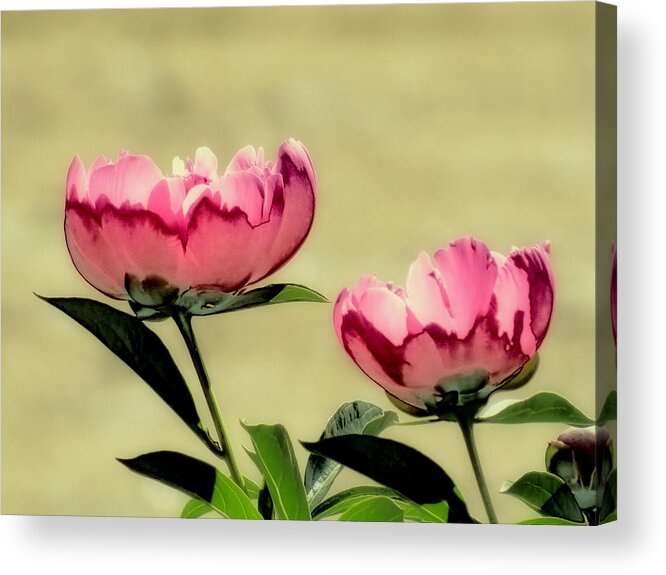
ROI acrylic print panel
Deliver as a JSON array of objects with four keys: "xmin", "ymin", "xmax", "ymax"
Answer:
[{"xmin": 1, "ymin": 2, "xmax": 616, "ymax": 524}]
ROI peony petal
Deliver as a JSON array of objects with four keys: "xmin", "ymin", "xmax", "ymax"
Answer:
[
  {"xmin": 357, "ymin": 286, "xmax": 411, "ymax": 347},
  {"xmin": 88, "ymin": 163, "xmax": 116, "ymax": 206},
  {"xmin": 66, "ymin": 156, "xmax": 87, "ymax": 203},
  {"xmin": 432, "ymin": 237, "xmax": 498, "ymax": 338},
  {"xmin": 406, "ymin": 251, "xmax": 455, "ymax": 331},
  {"xmin": 183, "ymin": 197, "xmax": 281, "ymax": 292},
  {"xmin": 192, "ymin": 147, "xmax": 219, "ymax": 181},
  {"xmin": 98, "ymin": 207, "xmax": 186, "ymax": 291},
  {"xmin": 182, "ymin": 183, "xmax": 216, "ymax": 217},
  {"xmin": 401, "ymin": 331, "xmax": 447, "ymax": 390},
  {"xmin": 333, "ymin": 288, "xmax": 352, "ymax": 342},
  {"xmin": 65, "ymin": 203, "xmax": 129, "ymax": 298},
  {"xmin": 261, "ymin": 139, "xmax": 316, "ymax": 277},
  {"xmin": 147, "ymin": 178, "xmax": 187, "ymax": 229},
  {"xmin": 338, "ymin": 309, "xmax": 424, "ymax": 407},
  {"xmin": 493, "ymin": 257, "xmax": 536, "ymax": 356},
  {"xmin": 211, "ymin": 172, "xmax": 266, "ymax": 227},
  {"xmin": 112, "ymin": 154, "xmax": 163, "ymax": 207},
  {"xmin": 508, "ymin": 243, "xmax": 554, "ymax": 347},
  {"xmin": 427, "ymin": 320, "xmax": 527, "ymax": 387},
  {"xmin": 225, "ymin": 145, "xmax": 257, "ymax": 174}
]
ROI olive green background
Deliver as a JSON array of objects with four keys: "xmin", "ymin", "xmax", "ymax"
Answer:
[{"xmin": 1, "ymin": 2, "xmax": 613, "ymax": 523}]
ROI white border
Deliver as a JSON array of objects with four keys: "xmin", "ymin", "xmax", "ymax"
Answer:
[{"xmin": 2, "ymin": 0, "xmax": 664, "ymax": 573}]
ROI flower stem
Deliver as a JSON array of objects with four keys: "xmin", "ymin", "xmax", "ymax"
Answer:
[
  {"xmin": 173, "ymin": 312, "xmax": 245, "ymax": 493},
  {"xmin": 456, "ymin": 414, "xmax": 498, "ymax": 524}
]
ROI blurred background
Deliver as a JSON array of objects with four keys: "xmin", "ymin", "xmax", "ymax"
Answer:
[{"xmin": 2, "ymin": 2, "xmax": 612, "ymax": 523}]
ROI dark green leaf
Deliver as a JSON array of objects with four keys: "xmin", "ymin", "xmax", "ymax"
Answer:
[
  {"xmin": 599, "ymin": 468, "xmax": 617, "ymax": 521},
  {"xmin": 518, "ymin": 517, "xmax": 584, "ymax": 525},
  {"xmin": 242, "ymin": 423, "xmax": 311, "ymax": 521},
  {"xmin": 478, "ymin": 392, "xmax": 595, "ymax": 426},
  {"xmin": 258, "ymin": 481, "xmax": 274, "ymax": 520},
  {"xmin": 39, "ymin": 296, "xmax": 218, "ymax": 455},
  {"xmin": 302, "ymin": 434, "xmax": 472, "ymax": 523},
  {"xmin": 119, "ymin": 451, "xmax": 261, "ymax": 520},
  {"xmin": 304, "ymin": 401, "xmax": 398, "ymax": 508},
  {"xmin": 181, "ymin": 498, "xmax": 213, "ymax": 519},
  {"xmin": 338, "ymin": 496, "xmax": 404, "ymax": 522},
  {"xmin": 500, "ymin": 471, "xmax": 585, "ymax": 523},
  {"xmin": 598, "ymin": 391, "xmax": 617, "ymax": 424}
]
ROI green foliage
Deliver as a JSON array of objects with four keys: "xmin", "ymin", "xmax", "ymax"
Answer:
[
  {"xmin": 132, "ymin": 283, "xmax": 328, "ymax": 320},
  {"xmin": 302, "ymin": 434, "xmax": 473, "ymax": 523},
  {"xmin": 518, "ymin": 517, "xmax": 584, "ymax": 525},
  {"xmin": 119, "ymin": 451, "xmax": 261, "ymax": 520},
  {"xmin": 598, "ymin": 391, "xmax": 617, "ymax": 424},
  {"xmin": 477, "ymin": 392, "xmax": 595, "ymax": 426},
  {"xmin": 500, "ymin": 471, "xmax": 585, "ymax": 523},
  {"xmin": 337, "ymin": 496, "xmax": 404, "ymax": 522},
  {"xmin": 40, "ymin": 296, "xmax": 219, "ymax": 455},
  {"xmin": 599, "ymin": 468, "xmax": 617, "ymax": 522},
  {"xmin": 304, "ymin": 400, "xmax": 398, "ymax": 508},
  {"xmin": 242, "ymin": 422, "xmax": 311, "ymax": 521}
]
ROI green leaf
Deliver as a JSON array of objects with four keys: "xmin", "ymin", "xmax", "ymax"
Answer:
[
  {"xmin": 518, "ymin": 517, "xmax": 584, "ymax": 525},
  {"xmin": 478, "ymin": 392, "xmax": 595, "ymax": 426},
  {"xmin": 181, "ymin": 498, "xmax": 213, "ymax": 519},
  {"xmin": 338, "ymin": 496, "xmax": 404, "ymax": 522},
  {"xmin": 304, "ymin": 401, "xmax": 398, "ymax": 508},
  {"xmin": 40, "ymin": 297, "xmax": 218, "ymax": 455},
  {"xmin": 119, "ymin": 451, "xmax": 262, "ymax": 520},
  {"xmin": 302, "ymin": 434, "xmax": 473, "ymax": 523},
  {"xmin": 312, "ymin": 485, "xmax": 448, "ymax": 523},
  {"xmin": 257, "ymin": 481, "xmax": 274, "ymax": 520},
  {"xmin": 500, "ymin": 471, "xmax": 585, "ymax": 523},
  {"xmin": 312, "ymin": 486, "xmax": 400, "ymax": 519},
  {"xmin": 177, "ymin": 284, "xmax": 327, "ymax": 317},
  {"xmin": 599, "ymin": 468, "xmax": 617, "ymax": 521},
  {"xmin": 242, "ymin": 423, "xmax": 311, "ymax": 521},
  {"xmin": 598, "ymin": 390, "xmax": 617, "ymax": 424},
  {"xmin": 396, "ymin": 500, "xmax": 449, "ymax": 523}
]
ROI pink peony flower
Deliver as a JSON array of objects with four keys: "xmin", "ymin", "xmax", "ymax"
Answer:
[
  {"xmin": 333, "ymin": 237, "xmax": 554, "ymax": 410},
  {"xmin": 64, "ymin": 140, "xmax": 316, "ymax": 302}
]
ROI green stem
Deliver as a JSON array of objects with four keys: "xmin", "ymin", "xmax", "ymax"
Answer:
[
  {"xmin": 173, "ymin": 312, "xmax": 245, "ymax": 493},
  {"xmin": 457, "ymin": 414, "xmax": 498, "ymax": 524}
]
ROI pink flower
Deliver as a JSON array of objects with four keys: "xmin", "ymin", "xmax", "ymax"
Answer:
[
  {"xmin": 64, "ymin": 140, "xmax": 316, "ymax": 301},
  {"xmin": 333, "ymin": 237, "xmax": 554, "ymax": 410}
]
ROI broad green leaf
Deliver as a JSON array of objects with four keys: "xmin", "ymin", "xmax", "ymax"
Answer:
[
  {"xmin": 119, "ymin": 451, "xmax": 261, "ymax": 520},
  {"xmin": 312, "ymin": 486, "xmax": 400, "ymax": 519},
  {"xmin": 518, "ymin": 517, "xmax": 584, "ymax": 526},
  {"xmin": 397, "ymin": 500, "xmax": 449, "ymax": 523},
  {"xmin": 478, "ymin": 392, "xmax": 595, "ymax": 426},
  {"xmin": 302, "ymin": 435, "xmax": 473, "ymax": 523},
  {"xmin": 40, "ymin": 297, "xmax": 219, "ymax": 455},
  {"xmin": 304, "ymin": 401, "xmax": 398, "ymax": 508},
  {"xmin": 338, "ymin": 496, "xmax": 404, "ymax": 522},
  {"xmin": 243, "ymin": 476, "xmax": 261, "ymax": 499},
  {"xmin": 133, "ymin": 284, "xmax": 328, "ymax": 320},
  {"xmin": 598, "ymin": 390, "xmax": 617, "ymax": 424},
  {"xmin": 599, "ymin": 468, "xmax": 617, "ymax": 522},
  {"xmin": 181, "ymin": 498, "xmax": 213, "ymax": 519},
  {"xmin": 500, "ymin": 471, "xmax": 585, "ymax": 523},
  {"xmin": 242, "ymin": 423, "xmax": 311, "ymax": 521}
]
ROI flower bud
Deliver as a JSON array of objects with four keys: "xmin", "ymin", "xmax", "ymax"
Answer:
[{"xmin": 546, "ymin": 426, "xmax": 613, "ymax": 510}]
